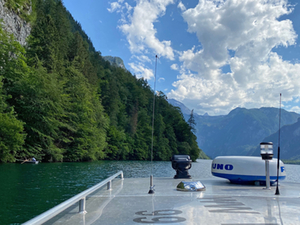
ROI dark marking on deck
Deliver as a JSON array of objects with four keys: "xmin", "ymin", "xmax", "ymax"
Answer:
[
  {"xmin": 198, "ymin": 197, "xmax": 260, "ymax": 214},
  {"xmin": 134, "ymin": 209, "xmax": 186, "ymax": 223}
]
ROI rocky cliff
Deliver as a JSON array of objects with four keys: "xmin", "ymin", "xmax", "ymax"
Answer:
[
  {"xmin": 0, "ymin": 0, "xmax": 31, "ymax": 45},
  {"xmin": 103, "ymin": 56, "xmax": 126, "ymax": 70}
]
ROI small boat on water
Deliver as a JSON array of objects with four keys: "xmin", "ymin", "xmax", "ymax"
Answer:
[
  {"xmin": 23, "ymin": 160, "xmax": 39, "ymax": 164},
  {"xmin": 20, "ymin": 158, "xmax": 39, "ymax": 164}
]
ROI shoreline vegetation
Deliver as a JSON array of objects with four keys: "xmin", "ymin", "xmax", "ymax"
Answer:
[
  {"xmin": 282, "ymin": 160, "xmax": 300, "ymax": 165},
  {"xmin": 0, "ymin": 0, "xmax": 208, "ymax": 163}
]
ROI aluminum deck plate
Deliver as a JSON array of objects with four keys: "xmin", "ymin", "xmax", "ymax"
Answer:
[{"xmin": 45, "ymin": 177, "xmax": 300, "ymax": 225}]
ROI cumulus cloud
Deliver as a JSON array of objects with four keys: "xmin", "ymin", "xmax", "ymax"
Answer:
[
  {"xmin": 129, "ymin": 62, "xmax": 154, "ymax": 80},
  {"xmin": 170, "ymin": 53, "xmax": 300, "ymax": 115},
  {"xmin": 115, "ymin": 0, "xmax": 175, "ymax": 60},
  {"xmin": 289, "ymin": 106, "xmax": 300, "ymax": 114},
  {"xmin": 132, "ymin": 55, "xmax": 152, "ymax": 63},
  {"xmin": 178, "ymin": 1, "xmax": 186, "ymax": 11},
  {"xmin": 168, "ymin": 0, "xmax": 300, "ymax": 115},
  {"xmin": 170, "ymin": 64, "xmax": 179, "ymax": 70},
  {"xmin": 107, "ymin": 1, "xmax": 122, "ymax": 12}
]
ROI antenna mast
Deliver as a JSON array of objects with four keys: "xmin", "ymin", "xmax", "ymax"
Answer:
[
  {"xmin": 148, "ymin": 55, "xmax": 158, "ymax": 194},
  {"xmin": 275, "ymin": 93, "xmax": 281, "ymax": 195}
]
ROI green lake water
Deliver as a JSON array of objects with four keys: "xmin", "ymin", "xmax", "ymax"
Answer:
[
  {"xmin": 0, "ymin": 160, "xmax": 210, "ymax": 225},
  {"xmin": 1, "ymin": 159, "xmax": 299, "ymax": 225}
]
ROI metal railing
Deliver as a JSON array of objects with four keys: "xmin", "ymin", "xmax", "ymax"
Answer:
[{"xmin": 23, "ymin": 171, "xmax": 124, "ymax": 225}]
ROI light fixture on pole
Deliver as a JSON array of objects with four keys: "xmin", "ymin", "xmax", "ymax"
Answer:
[{"xmin": 260, "ymin": 142, "xmax": 273, "ymax": 189}]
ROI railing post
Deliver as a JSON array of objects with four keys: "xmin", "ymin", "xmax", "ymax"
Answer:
[
  {"xmin": 107, "ymin": 180, "xmax": 112, "ymax": 190},
  {"xmin": 79, "ymin": 197, "xmax": 87, "ymax": 214},
  {"xmin": 120, "ymin": 171, "xmax": 124, "ymax": 180}
]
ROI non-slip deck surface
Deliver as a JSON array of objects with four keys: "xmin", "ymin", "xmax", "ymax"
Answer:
[{"xmin": 46, "ymin": 177, "xmax": 300, "ymax": 225}]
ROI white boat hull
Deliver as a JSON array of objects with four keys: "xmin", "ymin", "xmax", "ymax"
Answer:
[{"xmin": 24, "ymin": 161, "xmax": 39, "ymax": 164}]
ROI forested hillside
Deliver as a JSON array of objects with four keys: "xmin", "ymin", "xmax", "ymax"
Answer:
[{"xmin": 0, "ymin": 0, "xmax": 207, "ymax": 162}]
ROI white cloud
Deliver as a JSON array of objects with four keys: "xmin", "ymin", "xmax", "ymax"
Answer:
[
  {"xmin": 158, "ymin": 77, "xmax": 165, "ymax": 82},
  {"xmin": 132, "ymin": 55, "xmax": 152, "ymax": 63},
  {"xmin": 170, "ymin": 53, "xmax": 300, "ymax": 115},
  {"xmin": 107, "ymin": 2, "xmax": 122, "ymax": 13},
  {"xmin": 117, "ymin": 0, "xmax": 175, "ymax": 60},
  {"xmin": 178, "ymin": 1, "xmax": 186, "ymax": 11},
  {"xmin": 288, "ymin": 106, "xmax": 300, "ymax": 114},
  {"xmin": 170, "ymin": 64, "xmax": 179, "ymax": 70},
  {"xmin": 168, "ymin": 0, "xmax": 300, "ymax": 115},
  {"xmin": 129, "ymin": 62, "xmax": 154, "ymax": 80}
]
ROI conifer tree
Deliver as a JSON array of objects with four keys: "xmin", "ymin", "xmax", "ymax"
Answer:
[{"xmin": 188, "ymin": 109, "xmax": 196, "ymax": 133}]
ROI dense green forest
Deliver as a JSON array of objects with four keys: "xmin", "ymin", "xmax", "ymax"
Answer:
[{"xmin": 0, "ymin": 0, "xmax": 208, "ymax": 162}]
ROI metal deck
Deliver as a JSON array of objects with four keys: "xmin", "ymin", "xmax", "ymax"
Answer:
[{"xmin": 43, "ymin": 177, "xmax": 300, "ymax": 225}]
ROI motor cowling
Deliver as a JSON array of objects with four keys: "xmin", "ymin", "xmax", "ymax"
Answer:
[{"xmin": 171, "ymin": 155, "xmax": 192, "ymax": 179}]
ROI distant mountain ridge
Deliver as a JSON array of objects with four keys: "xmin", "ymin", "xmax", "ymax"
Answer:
[
  {"xmin": 250, "ymin": 117, "xmax": 300, "ymax": 160},
  {"xmin": 167, "ymin": 99, "xmax": 196, "ymax": 115},
  {"xmin": 168, "ymin": 99, "xmax": 300, "ymax": 159}
]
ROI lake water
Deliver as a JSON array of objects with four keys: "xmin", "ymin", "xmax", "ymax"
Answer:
[{"xmin": 1, "ymin": 159, "xmax": 299, "ymax": 225}]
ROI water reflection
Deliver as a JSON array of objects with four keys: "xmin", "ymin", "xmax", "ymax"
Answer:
[{"xmin": 264, "ymin": 198, "xmax": 278, "ymax": 224}]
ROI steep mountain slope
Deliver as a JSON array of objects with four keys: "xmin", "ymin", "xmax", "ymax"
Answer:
[
  {"xmin": 168, "ymin": 99, "xmax": 300, "ymax": 159},
  {"xmin": 196, "ymin": 107, "xmax": 299, "ymax": 158},
  {"xmin": 250, "ymin": 118, "xmax": 300, "ymax": 159},
  {"xmin": 167, "ymin": 99, "xmax": 198, "ymax": 116},
  {"xmin": 0, "ymin": 0, "xmax": 207, "ymax": 162}
]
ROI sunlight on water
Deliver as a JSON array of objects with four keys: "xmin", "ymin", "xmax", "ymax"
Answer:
[{"xmin": 284, "ymin": 163, "xmax": 300, "ymax": 183}]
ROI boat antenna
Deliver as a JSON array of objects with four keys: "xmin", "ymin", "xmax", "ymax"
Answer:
[
  {"xmin": 275, "ymin": 93, "xmax": 281, "ymax": 195},
  {"xmin": 148, "ymin": 55, "xmax": 158, "ymax": 194}
]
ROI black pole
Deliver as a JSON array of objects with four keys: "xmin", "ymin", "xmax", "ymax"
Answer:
[{"xmin": 275, "ymin": 93, "xmax": 281, "ymax": 195}]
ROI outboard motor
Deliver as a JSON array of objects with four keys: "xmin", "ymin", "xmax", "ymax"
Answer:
[{"xmin": 171, "ymin": 155, "xmax": 192, "ymax": 179}]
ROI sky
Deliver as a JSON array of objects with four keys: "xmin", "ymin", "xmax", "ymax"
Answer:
[{"xmin": 62, "ymin": 0, "xmax": 300, "ymax": 116}]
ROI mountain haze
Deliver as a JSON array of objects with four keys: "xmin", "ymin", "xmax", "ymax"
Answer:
[
  {"xmin": 168, "ymin": 99, "xmax": 300, "ymax": 159},
  {"xmin": 197, "ymin": 107, "xmax": 300, "ymax": 158},
  {"xmin": 167, "ymin": 99, "xmax": 198, "ymax": 116},
  {"xmin": 250, "ymin": 118, "xmax": 300, "ymax": 160}
]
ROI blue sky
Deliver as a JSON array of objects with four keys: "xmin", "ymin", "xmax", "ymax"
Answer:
[{"xmin": 63, "ymin": 0, "xmax": 300, "ymax": 116}]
